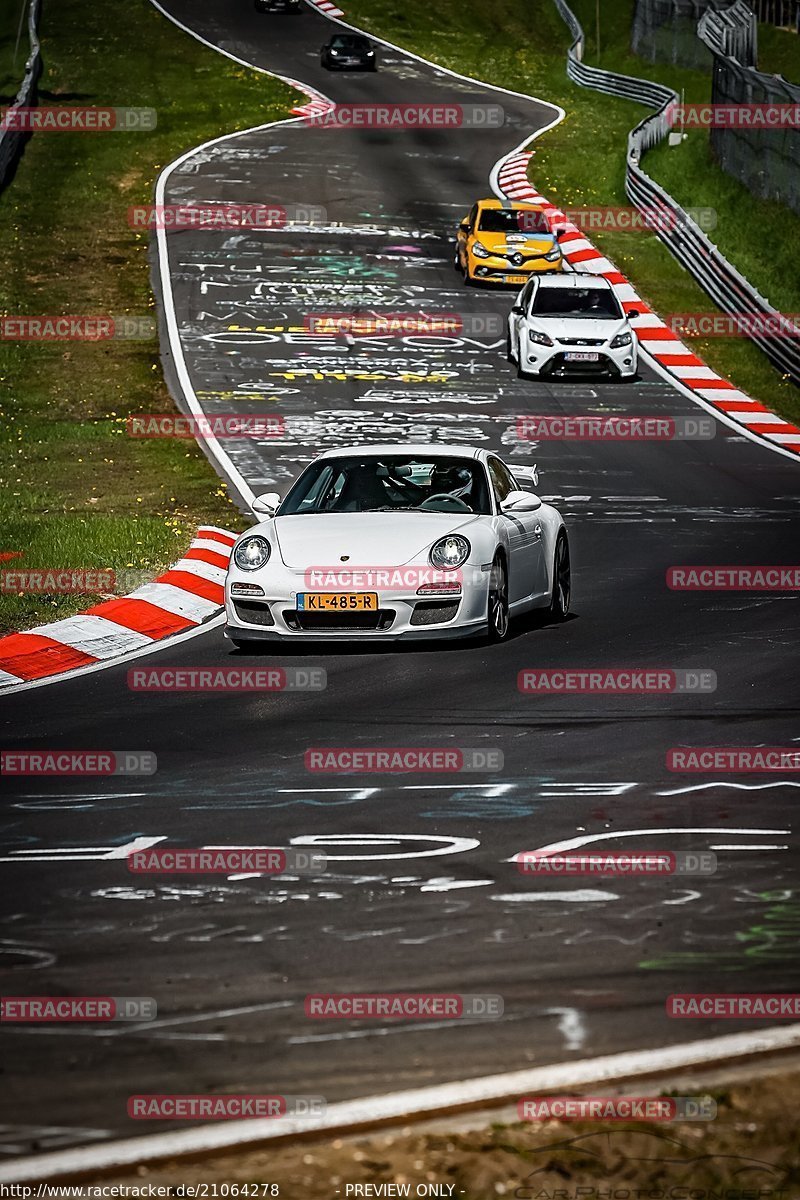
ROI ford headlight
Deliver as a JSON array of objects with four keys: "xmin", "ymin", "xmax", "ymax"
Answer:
[
  {"xmin": 528, "ymin": 328, "xmax": 554, "ymax": 346},
  {"xmin": 472, "ymin": 242, "xmax": 491, "ymax": 259},
  {"xmin": 430, "ymin": 535, "xmax": 470, "ymax": 570},
  {"xmin": 234, "ymin": 536, "xmax": 271, "ymax": 571},
  {"xmin": 610, "ymin": 330, "xmax": 633, "ymax": 348},
  {"xmin": 543, "ymin": 243, "xmax": 561, "ymax": 261}
]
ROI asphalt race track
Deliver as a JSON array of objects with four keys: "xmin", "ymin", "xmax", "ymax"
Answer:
[{"xmin": 1, "ymin": 0, "xmax": 799, "ymax": 1157}]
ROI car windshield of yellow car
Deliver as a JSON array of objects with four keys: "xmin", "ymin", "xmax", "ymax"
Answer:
[{"xmin": 478, "ymin": 209, "xmax": 550, "ymax": 234}]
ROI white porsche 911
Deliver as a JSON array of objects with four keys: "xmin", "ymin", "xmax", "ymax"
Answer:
[{"xmin": 224, "ymin": 445, "xmax": 570, "ymax": 645}]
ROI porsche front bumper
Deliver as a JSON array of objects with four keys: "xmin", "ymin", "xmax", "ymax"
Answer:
[{"xmin": 224, "ymin": 566, "xmax": 489, "ymax": 642}]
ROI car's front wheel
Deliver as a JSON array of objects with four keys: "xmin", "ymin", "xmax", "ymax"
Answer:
[
  {"xmin": 547, "ymin": 531, "xmax": 571, "ymax": 621},
  {"xmin": 487, "ymin": 555, "xmax": 510, "ymax": 642}
]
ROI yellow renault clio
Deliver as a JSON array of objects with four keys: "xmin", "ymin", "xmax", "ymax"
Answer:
[{"xmin": 455, "ymin": 199, "xmax": 563, "ymax": 286}]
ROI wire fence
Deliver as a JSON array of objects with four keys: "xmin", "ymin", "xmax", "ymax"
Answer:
[
  {"xmin": 748, "ymin": 0, "xmax": 800, "ymax": 28},
  {"xmin": 0, "ymin": 0, "xmax": 42, "ymax": 192},
  {"xmin": 551, "ymin": 0, "xmax": 800, "ymax": 385},
  {"xmin": 631, "ymin": 0, "xmax": 725, "ymax": 68},
  {"xmin": 698, "ymin": 1, "xmax": 800, "ymax": 215}
]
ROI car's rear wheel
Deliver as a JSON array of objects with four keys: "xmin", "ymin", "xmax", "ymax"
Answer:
[
  {"xmin": 487, "ymin": 555, "xmax": 510, "ymax": 642},
  {"xmin": 548, "ymin": 531, "xmax": 571, "ymax": 621}
]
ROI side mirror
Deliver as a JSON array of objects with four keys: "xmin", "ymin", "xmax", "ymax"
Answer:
[
  {"xmin": 501, "ymin": 490, "xmax": 542, "ymax": 513},
  {"xmin": 252, "ymin": 491, "xmax": 281, "ymax": 517},
  {"xmin": 458, "ymin": 219, "xmax": 470, "ymax": 232},
  {"xmin": 555, "ymin": 228, "xmax": 567, "ymax": 240},
  {"xmin": 627, "ymin": 308, "xmax": 641, "ymax": 320},
  {"xmin": 511, "ymin": 303, "xmax": 524, "ymax": 315}
]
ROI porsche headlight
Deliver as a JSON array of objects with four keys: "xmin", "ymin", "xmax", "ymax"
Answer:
[
  {"xmin": 471, "ymin": 242, "xmax": 491, "ymax": 259},
  {"xmin": 610, "ymin": 330, "xmax": 633, "ymax": 348},
  {"xmin": 233, "ymin": 536, "xmax": 271, "ymax": 571},
  {"xmin": 543, "ymin": 243, "xmax": 561, "ymax": 261},
  {"xmin": 430, "ymin": 535, "xmax": 470, "ymax": 570}
]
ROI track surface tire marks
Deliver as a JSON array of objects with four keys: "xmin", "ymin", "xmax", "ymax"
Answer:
[{"xmin": 1, "ymin": 0, "xmax": 799, "ymax": 1149}]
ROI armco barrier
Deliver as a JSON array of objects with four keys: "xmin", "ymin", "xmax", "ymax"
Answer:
[
  {"xmin": 0, "ymin": 0, "xmax": 42, "ymax": 190},
  {"xmin": 552, "ymin": 0, "xmax": 800, "ymax": 387}
]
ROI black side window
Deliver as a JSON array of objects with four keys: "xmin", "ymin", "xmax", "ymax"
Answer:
[{"xmin": 488, "ymin": 457, "xmax": 517, "ymax": 505}]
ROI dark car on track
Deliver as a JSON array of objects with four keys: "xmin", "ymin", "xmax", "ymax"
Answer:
[
  {"xmin": 255, "ymin": 0, "xmax": 301, "ymax": 12},
  {"xmin": 320, "ymin": 33, "xmax": 377, "ymax": 70}
]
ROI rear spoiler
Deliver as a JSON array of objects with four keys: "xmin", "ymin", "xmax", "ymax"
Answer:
[{"xmin": 513, "ymin": 463, "xmax": 539, "ymax": 490}]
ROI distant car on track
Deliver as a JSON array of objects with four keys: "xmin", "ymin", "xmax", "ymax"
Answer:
[
  {"xmin": 456, "ymin": 199, "xmax": 564, "ymax": 286},
  {"xmin": 320, "ymin": 33, "xmax": 377, "ymax": 70},
  {"xmin": 508, "ymin": 272, "xmax": 639, "ymax": 380},
  {"xmin": 225, "ymin": 445, "xmax": 570, "ymax": 645},
  {"xmin": 255, "ymin": 0, "xmax": 301, "ymax": 11}
]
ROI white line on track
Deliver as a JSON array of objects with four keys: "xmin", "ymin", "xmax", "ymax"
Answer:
[{"xmin": 4, "ymin": 1025, "xmax": 800, "ymax": 1182}]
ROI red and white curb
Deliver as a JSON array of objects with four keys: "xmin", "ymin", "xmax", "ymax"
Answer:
[
  {"xmin": 306, "ymin": 0, "xmax": 345, "ymax": 17},
  {"xmin": 0, "ymin": 528, "xmax": 235, "ymax": 688},
  {"xmin": 496, "ymin": 150, "xmax": 800, "ymax": 459}
]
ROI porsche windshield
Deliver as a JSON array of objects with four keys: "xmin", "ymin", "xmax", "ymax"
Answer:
[
  {"xmin": 478, "ymin": 209, "xmax": 550, "ymax": 234},
  {"xmin": 279, "ymin": 457, "xmax": 491, "ymax": 515}
]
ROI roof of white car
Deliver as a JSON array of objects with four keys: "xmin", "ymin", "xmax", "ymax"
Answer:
[
  {"xmin": 318, "ymin": 444, "xmax": 482, "ymax": 459},
  {"xmin": 536, "ymin": 272, "xmax": 612, "ymax": 290}
]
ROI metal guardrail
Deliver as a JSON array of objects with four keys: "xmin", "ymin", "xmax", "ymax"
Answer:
[
  {"xmin": 0, "ymin": 0, "xmax": 42, "ymax": 191},
  {"xmin": 698, "ymin": 0, "xmax": 758, "ymax": 61},
  {"xmin": 551, "ymin": 0, "xmax": 800, "ymax": 386}
]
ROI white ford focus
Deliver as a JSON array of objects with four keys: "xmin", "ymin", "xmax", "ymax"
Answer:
[
  {"xmin": 225, "ymin": 445, "xmax": 570, "ymax": 645},
  {"xmin": 507, "ymin": 272, "xmax": 639, "ymax": 380}
]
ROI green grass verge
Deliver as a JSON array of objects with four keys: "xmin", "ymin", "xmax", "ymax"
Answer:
[
  {"xmin": 757, "ymin": 21, "xmax": 800, "ymax": 80},
  {"xmin": 343, "ymin": 0, "xmax": 799, "ymax": 427},
  {"xmin": 0, "ymin": 0, "xmax": 28, "ymax": 101},
  {"xmin": 0, "ymin": 0, "xmax": 298, "ymax": 635}
]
